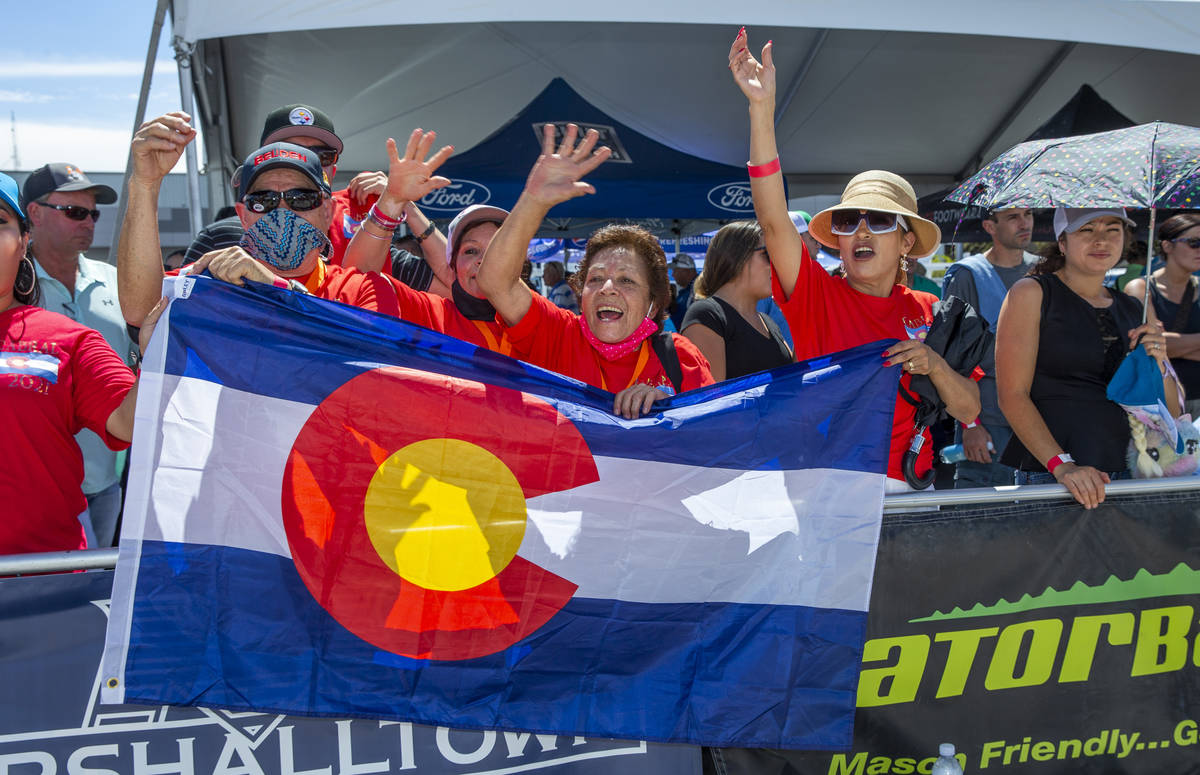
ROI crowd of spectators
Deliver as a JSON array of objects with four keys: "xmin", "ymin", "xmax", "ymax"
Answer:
[{"xmin": 3, "ymin": 33, "xmax": 1197, "ymax": 555}]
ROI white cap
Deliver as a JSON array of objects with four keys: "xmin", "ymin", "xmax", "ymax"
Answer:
[
  {"xmin": 445, "ymin": 204, "xmax": 510, "ymax": 266},
  {"xmin": 939, "ymin": 743, "xmax": 956, "ymax": 757},
  {"xmin": 790, "ymin": 210, "xmax": 811, "ymax": 234},
  {"xmin": 1052, "ymin": 207, "xmax": 1135, "ymax": 239}
]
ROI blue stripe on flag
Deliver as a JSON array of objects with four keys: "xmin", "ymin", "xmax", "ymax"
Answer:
[
  {"xmin": 122, "ymin": 541, "xmax": 864, "ymax": 749},
  {"xmin": 162, "ymin": 278, "xmax": 896, "ymax": 474}
]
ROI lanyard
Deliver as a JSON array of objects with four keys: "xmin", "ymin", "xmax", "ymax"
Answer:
[
  {"xmin": 599, "ymin": 341, "xmax": 652, "ymax": 392},
  {"xmin": 301, "ymin": 260, "xmax": 328, "ymax": 293},
  {"xmin": 471, "ymin": 320, "xmax": 513, "ymax": 356}
]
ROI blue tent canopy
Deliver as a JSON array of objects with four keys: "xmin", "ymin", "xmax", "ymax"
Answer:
[{"xmin": 417, "ymin": 78, "xmax": 767, "ymax": 236}]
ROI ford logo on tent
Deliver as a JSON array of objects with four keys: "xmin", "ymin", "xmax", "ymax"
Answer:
[
  {"xmin": 707, "ymin": 183, "xmax": 755, "ymax": 213},
  {"xmin": 420, "ymin": 180, "xmax": 491, "ymax": 212}
]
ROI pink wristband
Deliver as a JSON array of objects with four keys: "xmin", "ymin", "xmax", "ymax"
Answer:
[
  {"xmin": 747, "ymin": 158, "xmax": 781, "ymax": 178},
  {"xmin": 272, "ymin": 277, "xmax": 289, "ymax": 289}
]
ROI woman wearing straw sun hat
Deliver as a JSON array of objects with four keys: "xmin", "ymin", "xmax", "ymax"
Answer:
[{"xmin": 728, "ymin": 29, "xmax": 979, "ymax": 490}]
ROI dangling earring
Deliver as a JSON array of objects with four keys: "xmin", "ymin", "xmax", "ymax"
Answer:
[
  {"xmin": 14, "ymin": 255, "xmax": 36, "ymax": 298},
  {"xmin": 900, "ymin": 253, "xmax": 912, "ymax": 273}
]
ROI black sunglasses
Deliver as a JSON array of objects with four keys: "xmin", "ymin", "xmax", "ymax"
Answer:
[
  {"xmin": 301, "ymin": 146, "xmax": 339, "ymax": 167},
  {"xmin": 40, "ymin": 202, "xmax": 100, "ymax": 222},
  {"xmin": 1169, "ymin": 237, "xmax": 1200, "ymax": 249},
  {"xmin": 242, "ymin": 188, "xmax": 325, "ymax": 214}
]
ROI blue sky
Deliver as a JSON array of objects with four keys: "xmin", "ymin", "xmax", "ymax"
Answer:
[{"xmin": 1, "ymin": 1, "xmax": 186, "ymax": 172}]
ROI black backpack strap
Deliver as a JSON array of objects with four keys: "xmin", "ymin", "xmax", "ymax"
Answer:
[{"xmin": 650, "ymin": 332, "xmax": 684, "ymax": 394}]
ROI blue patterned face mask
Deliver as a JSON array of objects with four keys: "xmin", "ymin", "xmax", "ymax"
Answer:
[{"xmin": 239, "ymin": 208, "xmax": 330, "ymax": 272}]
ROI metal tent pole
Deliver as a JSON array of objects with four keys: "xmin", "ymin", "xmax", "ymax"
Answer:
[
  {"xmin": 174, "ymin": 35, "xmax": 204, "ymax": 237},
  {"xmin": 109, "ymin": 0, "xmax": 170, "ymax": 257}
]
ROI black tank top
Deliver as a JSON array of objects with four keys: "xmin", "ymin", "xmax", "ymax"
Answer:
[
  {"xmin": 1001, "ymin": 273, "xmax": 1142, "ymax": 472},
  {"xmin": 1147, "ymin": 278, "xmax": 1200, "ymax": 397}
]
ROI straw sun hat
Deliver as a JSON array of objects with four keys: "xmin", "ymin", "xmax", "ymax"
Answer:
[{"xmin": 809, "ymin": 170, "xmax": 942, "ymax": 259}]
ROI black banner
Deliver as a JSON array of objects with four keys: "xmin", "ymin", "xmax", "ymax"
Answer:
[
  {"xmin": 714, "ymin": 489, "xmax": 1200, "ymax": 774},
  {"xmin": 0, "ymin": 571, "xmax": 698, "ymax": 775}
]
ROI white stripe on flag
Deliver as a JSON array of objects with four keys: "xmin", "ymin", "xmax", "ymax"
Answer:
[{"xmin": 138, "ymin": 375, "xmax": 882, "ymax": 611}]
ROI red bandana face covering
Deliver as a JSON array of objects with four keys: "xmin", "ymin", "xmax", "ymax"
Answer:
[{"xmin": 580, "ymin": 310, "xmax": 659, "ymax": 361}]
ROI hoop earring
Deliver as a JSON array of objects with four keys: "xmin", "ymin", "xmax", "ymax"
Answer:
[{"xmin": 14, "ymin": 255, "xmax": 36, "ymax": 298}]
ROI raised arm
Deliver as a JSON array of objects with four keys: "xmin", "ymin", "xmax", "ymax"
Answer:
[
  {"xmin": 342, "ymin": 130, "xmax": 452, "ymax": 274},
  {"xmin": 478, "ymin": 123, "xmax": 611, "ymax": 326},
  {"xmin": 729, "ymin": 30, "xmax": 805, "ymax": 297},
  {"xmin": 402, "ymin": 201, "xmax": 451, "ymax": 292},
  {"xmin": 117, "ymin": 112, "xmax": 196, "ymax": 326}
]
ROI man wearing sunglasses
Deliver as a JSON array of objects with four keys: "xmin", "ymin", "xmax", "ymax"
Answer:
[
  {"xmin": 941, "ymin": 208, "xmax": 1039, "ymax": 489},
  {"xmin": 20, "ymin": 162, "xmax": 136, "ymax": 548},
  {"xmin": 258, "ymin": 103, "xmax": 448, "ymax": 289}
]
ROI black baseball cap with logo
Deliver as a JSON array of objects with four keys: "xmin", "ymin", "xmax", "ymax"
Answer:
[
  {"xmin": 20, "ymin": 163, "xmax": 117, "ymax": 209},
  {"xmin": 259, "ymin": 104, "xmax": 343, "ymax": 154},
  {"xmin": 238, "ymin": 142, "xmax": 331, "ymax": 195}
]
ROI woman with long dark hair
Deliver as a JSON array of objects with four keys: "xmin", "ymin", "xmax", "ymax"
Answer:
[
  {"xmin": 997, "ymin": 208, "xmax": 1177, "ymax": 508},
  {"xmin": 680, "ymin": 221, "xmax": 792, "ymax": 380},
  {"xmin": 1124, "ymin": 213, "xmax": 1200, "ymax": 416}
]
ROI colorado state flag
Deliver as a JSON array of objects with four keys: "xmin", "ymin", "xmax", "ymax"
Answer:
[{"xmin": 101, "ymin": 276, "xmax": 897, "ymax": 749}]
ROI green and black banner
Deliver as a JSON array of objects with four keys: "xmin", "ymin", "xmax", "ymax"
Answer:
[{"xmin": 714, "ymin": 489, "xmax": 1200, "ymax": 775}]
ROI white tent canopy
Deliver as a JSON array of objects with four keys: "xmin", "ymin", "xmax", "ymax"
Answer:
[{"xmin": 170, "ymin": 1, "xmax": 1200, "ymax": 212}]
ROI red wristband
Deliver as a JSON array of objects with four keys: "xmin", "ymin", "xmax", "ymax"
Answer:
[
  {"xmin": 962, "ymin": 418, "xmax": 979, "ymax": 430},
  {"xmin": 272, "ymin": 277, "xmax": 289, "ymax": 289},
  {"xmin": 1046, "ymin": 453, "xmax": 1073, "ymax": 475},
  {"xmin": 747, "ymin": 157, "xmax": 781, "ymax": 178}
]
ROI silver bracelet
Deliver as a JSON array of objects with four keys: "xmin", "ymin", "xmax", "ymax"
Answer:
[{"xmin": 358, "ymin": 227, "xmax": 392, "ymax": 241}]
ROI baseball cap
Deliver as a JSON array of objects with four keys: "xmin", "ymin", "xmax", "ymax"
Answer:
[
  {"xmin": 669, "ymin": 254, "xmax": 696, "ymax": 270},
  {"xmin": 790, "ymin": 210, "xmax": 812, "ymax": 234},
  {"xmin": 259, "ymin": 104, "xmax": 343, "ymax": 154},
  {"xmin": 0, "ymin": 172, "xmax": 23, "ymax": 220},
  {"xmin": 238, "ymin": 143, "xmax": 331, "ymax": 196},
  {"xmin": 20, "ymin": 163, "xmax": 117, "ymax": 209},
  {"xmin": 446, "ymin": 204, "xmax": 510, "ymax": 266},
  {"xmin": 1053, "ymin": 207, "xmax": 1136, "ymax": 239}
]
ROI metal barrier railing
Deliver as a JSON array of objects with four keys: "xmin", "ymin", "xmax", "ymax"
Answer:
[{"xmin": 4, "ymin": 478, "xmax": 1197, "ymax": 576}]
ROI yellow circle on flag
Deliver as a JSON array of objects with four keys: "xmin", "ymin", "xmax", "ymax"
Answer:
[{"xmin": 363, "ymin": 438, "xmax": 528, "ymax": 591}]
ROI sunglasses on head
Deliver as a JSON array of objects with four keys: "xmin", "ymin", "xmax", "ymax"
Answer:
[
  {"xmin": 1169, "ymin": 237, "xmax": 1200, "ymax": 250},
  {"xmin": 829, "ymin": 209, "xmax": 908, "ymax": 236},
  {"xmin": 40, "ymin": 202, "xmax": 100, "ymax": 222},
  {"xmin": 301, "ymin": 146, "xmax": 339, "ymax": 167},
  {"xmin": 243, "ymin": 188, "xmax": 325, "ymax": 214}
]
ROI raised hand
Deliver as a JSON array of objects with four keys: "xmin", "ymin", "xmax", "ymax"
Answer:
[
  {"xmin": 728, "ymin": 27, "xmax": 775, "ymax": 105},
  {"xmin": 522, "ymin": 123, "xmax": 612, "ymax": 209},
  {"xmin": 130, "ymin": 112, "xmax": 196, "ymax": 185},
  {"xmin": 383, "ymin": 129, "xmax": 454, "ymax": 204}
]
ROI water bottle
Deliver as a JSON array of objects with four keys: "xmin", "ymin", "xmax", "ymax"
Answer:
[
  {"xmin": 932, "ymin": 743, "xmax": 964, "ymax": 775},
  {"xmin": 940, "ymin": 444, "xmax": 967, "ymax": 464},
  {"xmin": 940, "ymin": 441, "xmax": 996, "ymax": 464}
]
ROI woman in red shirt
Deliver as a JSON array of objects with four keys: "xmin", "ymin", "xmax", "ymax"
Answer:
[
  {"xmin": 477, "ymin": 124, "xmax": 713, "ymax": 418},
  {"xmin": 0, "ymin": 172, "xmax": 155, "ymax": 553},
  {"xmin": 729, "ymin": 31, "xmax": 979, "ymax": 488}
]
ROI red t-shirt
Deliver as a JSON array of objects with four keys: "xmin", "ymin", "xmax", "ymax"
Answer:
[
  {"xmin": 506, "ymin": 292, "xmax": 713, "ymax": 393},
  {"xmin": 326, "ymin": 188, "xmax": 376, "ymax": 266},
  {"xmin": 773, "ymin": 248, "xmax": 936, "ymax": 482},
  {"xmin": 1, "ymin": 306, "xmax": 135, "ymax": 553},
  {"xmin": 175, "ymin": 261, "xmax": 400, "ymax": 316},
  {"xmin": 307, "ymin": 262, "xmax": 400, "ymax": 316},
  {"xmin": 382, "ymin": 276, "xmax": 510, "ymax": 352}
]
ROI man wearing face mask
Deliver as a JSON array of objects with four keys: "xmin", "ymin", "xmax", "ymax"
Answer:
[{"xmin": 117, "ymin": 114, "xmax": 415, "ymax": 323}]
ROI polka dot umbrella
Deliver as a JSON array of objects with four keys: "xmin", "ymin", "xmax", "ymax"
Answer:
[{"xmin": 947, "ymin": 121, "xmax": 1200, "ymax": 319}]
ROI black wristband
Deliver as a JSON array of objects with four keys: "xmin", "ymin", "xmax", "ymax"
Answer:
[{"xmin": 413, "ymin": 222, "xmax": 437, "ymax": 244}]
